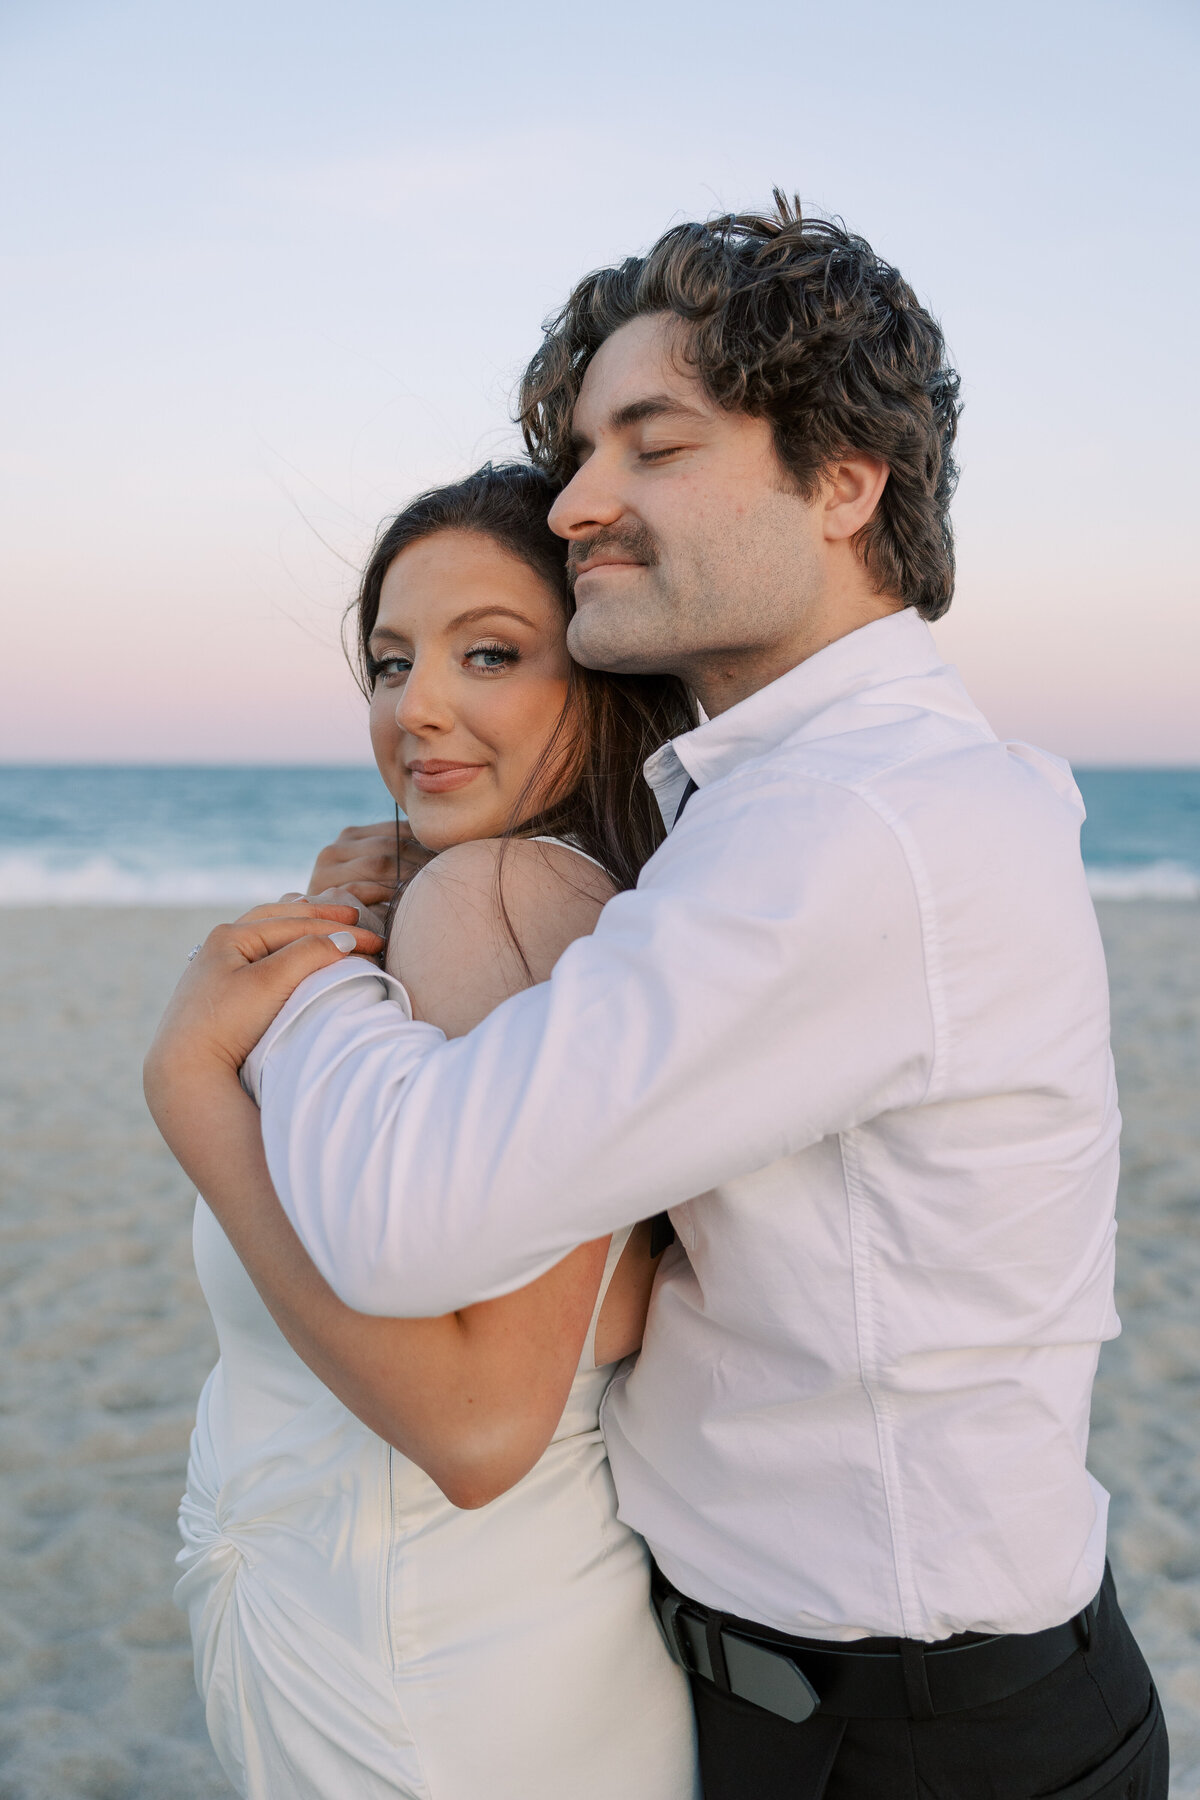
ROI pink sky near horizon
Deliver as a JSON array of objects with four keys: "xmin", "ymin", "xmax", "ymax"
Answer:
[{"xmin": 2, "ymin": 0, "xmax": 1197, "ymax": 768}]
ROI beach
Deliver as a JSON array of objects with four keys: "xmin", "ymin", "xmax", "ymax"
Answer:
[{"xmin": 0, "ymin": 902, "xmax": 1197, "ymax": 1798}]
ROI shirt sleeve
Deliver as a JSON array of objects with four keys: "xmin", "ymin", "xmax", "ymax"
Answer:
[{"xmin": 250, "ymin": 770, "xmax": 936, "ymax": 1315}]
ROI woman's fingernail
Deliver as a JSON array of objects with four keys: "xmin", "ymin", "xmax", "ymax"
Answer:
[{"xmin": 329, "ymin": 931, "xmax": 357, "ymax": 952}]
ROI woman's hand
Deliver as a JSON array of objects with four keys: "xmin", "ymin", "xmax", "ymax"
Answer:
[
  {"xmin": 144, "ymin": 901, "xmax": 383, "ymax": 1114},
  {"xmin": 306, "ymin": 820, "xmax": 435, "ymax": 911}
]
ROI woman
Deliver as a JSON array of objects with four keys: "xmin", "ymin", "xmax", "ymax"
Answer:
[{"xmin": 148, "ymin": 464, "xmax": 700, "ymax": 1800}]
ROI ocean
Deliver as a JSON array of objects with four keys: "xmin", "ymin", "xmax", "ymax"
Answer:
[{"xmin": 0, "ymin": 765, "xmax": 1197, "ymax": 906}]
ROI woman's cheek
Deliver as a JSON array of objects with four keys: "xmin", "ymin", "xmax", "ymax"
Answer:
[
  {"xmin": 506, "ymin": 679, "xmax": 571, "ymax": 797},
  {"xmin": 368, "ymin": 702, "xmax": 400, "ymax": 782}
]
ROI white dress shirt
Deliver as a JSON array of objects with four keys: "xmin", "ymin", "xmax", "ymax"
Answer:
[{"xmin": 244, "ymin": 609, "xmax": 1120, "ymax": 1642}]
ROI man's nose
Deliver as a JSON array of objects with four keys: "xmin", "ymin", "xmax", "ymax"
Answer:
[{"xmin": 547, "ymin": 450, "xmax": 625, "ymax": 541}]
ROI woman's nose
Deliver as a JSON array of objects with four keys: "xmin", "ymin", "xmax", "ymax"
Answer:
[{"xmin": 393, "ymin": 658, "xmax": 454, "ymax": 735}]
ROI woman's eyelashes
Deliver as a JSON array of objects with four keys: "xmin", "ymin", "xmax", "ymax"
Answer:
[
  {"xmin": 368, "ymin": 652, "xmax": 412, "ymax": 686},
  {"xmin": 369, "ymin": 642, "xmax": 520, "ymax": 686},
  {"xmin": 465, "ymin": 640, "xmax": 520, "ymax": 673}
]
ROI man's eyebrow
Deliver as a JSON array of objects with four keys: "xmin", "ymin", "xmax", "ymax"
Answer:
[{"xmin": 570, "ymin": 394, "xmax": 709, "ymax": 453}]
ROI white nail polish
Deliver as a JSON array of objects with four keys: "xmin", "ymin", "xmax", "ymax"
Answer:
[{"xmin": 329, "ymin": 931, "xmax": 357, "ymax": 952}]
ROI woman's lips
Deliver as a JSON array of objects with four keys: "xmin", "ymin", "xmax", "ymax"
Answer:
[{"xmin": 407, "ymin": 761, "xmax": 487, "ymax": 795}]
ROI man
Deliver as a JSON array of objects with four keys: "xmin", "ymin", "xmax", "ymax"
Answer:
[{"xmin": 167, "ymin": 198, "xmax": 1168, "ymax": 1796}]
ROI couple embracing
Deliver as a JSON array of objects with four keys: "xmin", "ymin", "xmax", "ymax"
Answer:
[{"xmin": 146, "ymin": 197, "xmax": 1168, "ymax": 1799}]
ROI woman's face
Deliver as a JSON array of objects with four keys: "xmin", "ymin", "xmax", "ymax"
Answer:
[{"xmin": 367, "ymin": 529, "xmax": 573, "ymax": 851}]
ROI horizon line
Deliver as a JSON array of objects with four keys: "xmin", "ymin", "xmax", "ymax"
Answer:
[{"xmin": 2, "ymin": 760, "xmax": 1200, "ymax": 775}]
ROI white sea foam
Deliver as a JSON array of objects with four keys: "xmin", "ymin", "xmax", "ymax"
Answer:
[
  {"xmin": 1086, "ymin": 860, "xmax": 1200, "ymax": 902},
  {"xmin": 4, "ymin": 849, "xmax": 1198, "ymax": 907},
  {"xmin": 0, "ymin": 852, "xmax": 307, "ymax": 907}
]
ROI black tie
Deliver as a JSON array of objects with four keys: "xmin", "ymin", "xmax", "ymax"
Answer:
[
  {"xmin": 649, "ymin": 1213, "xmax": 676, "ymax": 1257},
  {"xmin": 673, "ymin": 777, "xmax": 698, "ymax": 827}
]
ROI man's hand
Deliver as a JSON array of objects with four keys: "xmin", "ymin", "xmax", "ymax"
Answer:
[
  {"xmin": 144, "ymin": 901, "xmax": 383, "ymax": 1125},
  {"xmin": 286, "ymin": 885, "xmax": 388, "ymax": 936},
  {"xmin": 306, "ymin": 821, "xmax": 434, "ymax": 911}
]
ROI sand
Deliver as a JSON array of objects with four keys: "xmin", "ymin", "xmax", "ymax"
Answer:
[
  {"xmin": 0, "ymin": 901, "xmax": 1197, "ymax": 1798},
  {"xmin": 1086, "ymin": 904, "xmax": 1200, "ymax": 1796}
]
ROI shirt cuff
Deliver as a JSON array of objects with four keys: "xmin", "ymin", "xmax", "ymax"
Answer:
[{"xmin": 240, "ymin": 956, "xmax": 413, "ymax": 1103}]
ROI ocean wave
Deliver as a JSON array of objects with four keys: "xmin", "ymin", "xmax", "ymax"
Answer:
[
  {"xmin": 1086, "ymin": 860, "xmax": 1200, "ymax": 901},
  {"xmin": 3, "ymin": 848, "xmax": 1198, "ymax": 908},
  {"xmin": 0, "ymin": 852, "xmax": 308, "ymax": 907}
]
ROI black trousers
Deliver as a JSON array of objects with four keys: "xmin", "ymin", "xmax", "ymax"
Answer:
[{"xmin": 689, "ymin": 1567, "xmax": 1169, "ymax": 1799}]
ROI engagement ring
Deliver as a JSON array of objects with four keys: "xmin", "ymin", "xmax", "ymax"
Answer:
[{"xmin": 187, "ymin": 943, "xmax": 203, "ymax": 962}]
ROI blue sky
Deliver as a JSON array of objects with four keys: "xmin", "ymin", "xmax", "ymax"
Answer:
[{"xmin": 2, "ymin": 0, "xmax": 1197, "ymax": 761}]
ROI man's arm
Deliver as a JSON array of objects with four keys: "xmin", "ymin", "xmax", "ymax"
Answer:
[{"xmin": 249, "ymin": 773, "xmax": 938, "ymax": 1317}]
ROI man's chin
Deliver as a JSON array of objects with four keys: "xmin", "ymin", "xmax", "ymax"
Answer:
[{"xmin": 566, "ymin": 605, "xmax": 667, "ymax": 676}]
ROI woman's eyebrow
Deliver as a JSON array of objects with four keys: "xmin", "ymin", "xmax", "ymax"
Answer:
[
  {"xmin": 446, "ymin": 605, "xmax": 540, "ymax": 632},
  {"xmin": 370, "ymin": 606, "xmax": 540, "ymax": 648}
]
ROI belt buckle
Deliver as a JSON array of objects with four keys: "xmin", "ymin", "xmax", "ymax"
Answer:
[
  {"xmin": 654, "ymin": 1592, "xmax": 820, "ymax": 1725},
  {"xmin": 723, "ymin": 1630, "xmax": 821, "ymax": 1724},
  {"xmin": 655, "ymin": 1594, "xmax": 717, "ymax": 1683}
]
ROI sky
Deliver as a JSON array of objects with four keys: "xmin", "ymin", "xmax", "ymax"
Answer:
[{"xmin": 1, "ymin": 0, "xmax": 1197, "ymax": 765}]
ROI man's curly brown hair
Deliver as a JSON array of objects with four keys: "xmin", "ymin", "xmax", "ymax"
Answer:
[{"xmin": 518, "ymin": 192, "xmax": 962, "ymax": 621}]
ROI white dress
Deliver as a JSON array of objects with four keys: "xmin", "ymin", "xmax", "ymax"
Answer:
[{"xmin": 176, "ymin": 1205, "xmax": 699, "ymax": 1800}]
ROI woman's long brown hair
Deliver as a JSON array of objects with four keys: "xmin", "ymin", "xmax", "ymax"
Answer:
[{"xmin": 350, "ymin": 462, "xmax": 697, "ymax": 901}]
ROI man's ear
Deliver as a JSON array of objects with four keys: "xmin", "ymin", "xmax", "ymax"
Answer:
[{"xmin": 821, "ymin": 456, "xmax": 890, "ymax": 542}]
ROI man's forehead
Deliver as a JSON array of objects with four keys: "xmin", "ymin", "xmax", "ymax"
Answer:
[{"xmin": 571, "ymin": 312, "xmax": 707, "ymax": 436}]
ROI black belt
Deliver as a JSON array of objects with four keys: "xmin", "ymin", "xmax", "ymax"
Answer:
[{"xmin": 651, "ymin": 1567, "xmax": 1103, "ymax": 1724}]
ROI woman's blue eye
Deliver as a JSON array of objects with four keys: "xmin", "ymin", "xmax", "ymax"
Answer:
[
  {"xmin": 370, "ymin": 655, "xmax": 411, "ymax": 684},
  {"xmin": 466, "ymin": 643, "xmax": 520, "ymax": 671}
]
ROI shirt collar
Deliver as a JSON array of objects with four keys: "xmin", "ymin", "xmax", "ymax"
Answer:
[{"xmin": 644, "ymin": 608, "xmax": 949, "ymax": 827}]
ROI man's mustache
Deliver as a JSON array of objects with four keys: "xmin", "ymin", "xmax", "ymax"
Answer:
[{"xmin": 566, "ymin": 524, "xmax": 660, "ymax": 591}]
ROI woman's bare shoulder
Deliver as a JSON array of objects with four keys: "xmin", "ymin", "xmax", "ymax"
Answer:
[
  {"xmin": 388, "ymin": 838, "xmax": 616, "ymax": 1036},
  {"xmin": 395, "ymin": 837, "xmax": 615, "ymax": 933}
]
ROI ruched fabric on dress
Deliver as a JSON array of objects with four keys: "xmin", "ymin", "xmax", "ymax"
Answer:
[
  {"xmin": 178, "ymin": 1363, "xmax": 424, "ymax": 1798},
  {"xmin": 177, "ymin": 1200, "xmax": 698, "ymax": 1800}
]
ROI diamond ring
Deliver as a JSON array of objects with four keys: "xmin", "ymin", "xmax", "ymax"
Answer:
[{"xmin": 187, "ymin": 943, "xmax": 203, "ymax": 963}]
